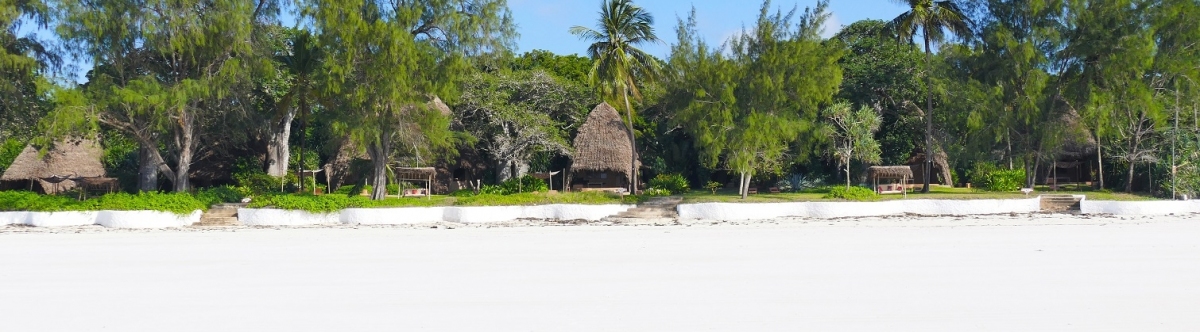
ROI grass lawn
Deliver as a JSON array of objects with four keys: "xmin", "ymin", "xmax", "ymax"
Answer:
[{"xmin": 682, "ymin": 185, "xmax": 1156, "ymax": 203}]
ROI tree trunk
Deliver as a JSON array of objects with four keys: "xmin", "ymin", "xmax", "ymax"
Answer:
[
  {"xmin": 740, "ymin": 172, "xmax": 752, "ymax": 200},
  {"xmin": 845, "ymin": 159, "xmax": 851, "ymax": 189},
  {"xmin": 171, "ymin": 111, "xmax": 196, "ymax": 193},
  {"xmin": 1095, "ymin": 128, "xmax": 1104, "ymax": 190},
  {"xmin": 738, "ymin": 171, "xmax": 746, "ymax": 197},
  {"xmin": 266, "ymin": 109, "xmax": 296, "ymax": 178},
  {"xmin": 366, "ymin": 137, "xmax": 391, "ymax": 200},
  {"xmin": 922, "ymin": 32, "xmax": 933, "ymax": 193},
  {"xmin": 1125, "ymin": 160, "xmax": 1135, "ymax": 193},
  {"xmin": 137, "ymin": 146, "xmax": 159, "ymax": 192},
  {"xmin": 622, "ymin": 87, "xmax": 639, "ymax": 194}
]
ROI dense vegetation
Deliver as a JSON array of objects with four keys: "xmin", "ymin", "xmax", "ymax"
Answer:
[{"xmin": 1, "ymin": 0, "xmax": 1197, "ymax": 207}]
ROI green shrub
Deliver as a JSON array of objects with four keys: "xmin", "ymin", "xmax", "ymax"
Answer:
[
  {"xmin": 479, "ymin": 184, "xmax": 507, "ymax": 195},
  {"xmin": 648, "ymin": 173, "xmax": 689, "ymax": 194},
  {"xmin": 332, "ymin": 184, "xmax": 368, "ymax": 196},
  {"xmin": 500, "ymin": 175, "xmax": 548, "ymax": 194},
  {"xmin": 643, "ymin": 188, "xmax": 671, "ymax": 196},
  {"xmin": 823, "ymin": 186, "xmax": 879, "ymax": 201},
  {"xmin": 449, "ymin": 189, "xmax": 475, "ymax": 197},
  {"xmin": 704, "ymin": 181, "xmax": 722, "ymax": 194},
  {"xmin": 194, "ymin": 186, "xmax": 248, "ymax": 205},
  {"xmin": 233, "ymin": 171, "xmax": 283, "ymax": 194},
  {"xmin": 982, "ymin": 169, "xmax": 1025, "ymax": 192},
  {"xmin": 967, "ymin": 162, "xmax": 1027, "ymax": 192},
  {"xmin": 90, "ymin": 192, "xmax": 208, "ymax": 214},
  {"xmin": 0, "ymin": 190, "xmax": 87, "ymax": 211},
  {"xmin": 454, "ymin": 191, "xmax": 621, "ymax": 206}
]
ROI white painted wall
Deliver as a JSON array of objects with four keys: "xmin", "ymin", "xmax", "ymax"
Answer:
[
  {"xmin": 679, "ymin": 198, "xmax": 1042, "ymax": 220},
  {"xmin": 443, "ymin": 206, "xmax": 528, "ymax": 224},
  {"xmin": 95, "ymin": 210, "xmax": 202, "ymax": 228},
  {"xmin": 341, "ymin": 207, "xmax": 445, "ymax": 225},
  {"xmin": 237, "ymin": 208, "xmax": 339, "ymax": 226},
  {"xmin": 1081, "ymin": 200, "xmax": 1200, "ymax": 215},
  {"xmin": 24, "ymin": 211, "xmax": 99, "ymax": 227},
  {"xmin": 0, "ymin": 211, "xmax": 27, "ymax": 225}
]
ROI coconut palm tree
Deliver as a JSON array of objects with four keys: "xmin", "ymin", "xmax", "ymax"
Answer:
[
  {"xmin": 277, "ymin": 30, "xmax": 322, "ymax": 193},
  {"xmin": 887, "ymin": 0, "xmax": 971, "ymax": 193},
  {"xmin": 570, "ymin": 0, "xmax": 661, "ymax": 194}
]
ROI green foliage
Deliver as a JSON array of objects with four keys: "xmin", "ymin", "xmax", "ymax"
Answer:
[
  {"xmin": 966, "ymin": 162, "xmax": 1026, "ymax": 191},
  {"xmin": 454, "ymin": 191, "xmax": 621, "ymax": 206},
  {"xmin": 0, "ymin": 138, "xmax": 24, "ymax": 174},
  {"xmin": 643, "ymin": 188, "xmax": 671, "ymax": 196},
  {"xmin": 511, "ymin": 50, "xmax": 594, "ymax": 85},
  {"xmin": 0, "ymin": 191, "xmax": 206, "ymax": 214},
  {"xmin": 499, "ymin": 175, "xmax": 549, "ymax": 194},
  {"xmin": 194, "ymin": 186, "xmax": 249, "ymax": 205},
  {"xmin": 823, "ymin": 102, "xmax": 882, "ymax": 187},
  {"xmin": 823, "ymin": 186, "xmax": 879, "ymax": 201},
  {"xmin": 233, "ymin": 170, "xmax": 283, "ymax": 195},
  {"xmin": 648, "ymin": 173, "xmax": 689, "ymax": 194},
  {"xmin": 704, "ymin": 181, "xmax": 722, "ymax": 194}
]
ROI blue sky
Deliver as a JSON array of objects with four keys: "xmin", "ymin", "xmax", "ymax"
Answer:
[
  {"xmin": 21, "ymin": 0, "xmax": 909, "ymax": 83},
  {"xmin": 511, "ymin": 0, "xmax": 910, "ymax": 58}
]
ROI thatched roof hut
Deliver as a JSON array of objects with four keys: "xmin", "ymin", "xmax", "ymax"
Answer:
[
  {"xmin": 571, "ymin": 103, "xmax": 635, "ymax": 183},
  {"xmin": 1, "ymin": 139, "xmax": 105, "ymax": 194},
  {"xmin": 868, "ymin": 166, "xmax": 914, "ymax": 180}
]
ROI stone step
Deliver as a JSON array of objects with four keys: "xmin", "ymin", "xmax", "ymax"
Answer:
[
  {"xmin": 193, "ymin": 217, "xmax": 241, "ymax": 227},
  {"xmin": 203, "ymin": 208, "xmax": 239, "ymax": 218}
]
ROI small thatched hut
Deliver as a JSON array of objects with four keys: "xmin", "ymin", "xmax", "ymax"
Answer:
[
  {"xmin": 1, "ymin": 139, "xmax": 105, "ymax": 194},
  {"xmin": 868, "ymin": 166, "xmax": 913, "ymax": 194},
  {"xmin": 570, "ymin": 102, "xmax": 636, "ymax": 191}
]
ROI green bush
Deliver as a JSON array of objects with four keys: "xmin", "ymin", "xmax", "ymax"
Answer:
[
  {"xmin": 479, "ymin": 184, "xmax": 507, "ymax": 195},
  {"xmin": 648, "ymin": 173, "xmax": 689, "ymax": 194},
  {"xmin": 449, "ymin": 189, "xmax": 475, "ymax": 197},
  {"xmin": 704, "ymin": 181, "xmax": 722, "ymax": 194},
  {"xmin": 823, "ymin": 186, "xmax": 879, "ymax": 201},
  {"xmin": 194, "ymin": 186, "xmax": 248, "ymax": 205},
  {"xmin": 967, "ymin": 162, "xmax": 1027, "ymax": 192},
  {"xmin": 246, "ymin": 194, "xmax": 447, "ymax": 212},
  {"xmin": 500, "ymin": 175, "xmax": 549, "ymax": 194},
  {"xmin": 233, "ymin": 171, "xmax": 283, "ymax": 194},
  {"xmin": 0, "ymin": 191, "xmax": 205, "ymax": 214},
  {"xmin": 454, "ymin": 191, "xmax": 621, "ymax": 206},
  {"xmin": 643, "ymin": 188, "xmax": 671, "ymax": 196},
  {"xmin": 90, "ymin": 192, "xmax": 208, "ymax": 214}
]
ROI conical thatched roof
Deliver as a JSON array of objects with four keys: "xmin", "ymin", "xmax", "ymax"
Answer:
[
  {"xmin": 429, "ymin": 95, "xmax": 451, "ymax": 116},
  {"xmin": 1056, "ymin": 108, "xmax": 1097, "ymax": 158},
  {"xmin": 1, "ymin": 138, "xmax": 105, "ymax": 194},
  {"xmin": 571, "ymin": 103, "xmax": 635, "ymax": 178}
]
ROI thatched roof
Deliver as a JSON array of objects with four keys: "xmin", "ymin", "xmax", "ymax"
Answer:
[
  {"xmin": 393, "ymin": 166, "xmax": 436, "ymax": 179},
  {"xmin": 1, "ymin": 138, "xmax": 105, "ymax": 194},
  {"xmin": 868, "ymin": 166, "xmax": 913, "ymax": 179},
  {"xmin": 571, "ymin": 102, "xmax": 635, "ymax": 178},
  {"xmin": 1056, "ymin": 108, "xmax": 1097, "ymax": 158}
]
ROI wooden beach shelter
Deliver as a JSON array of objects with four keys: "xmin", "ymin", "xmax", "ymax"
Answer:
[
  {"xmin": 1, "ymin": 138, "xmax": 107, "ymax": 194},
  {"xmin": 570, "ymin": 103, "xmax": 637, "ymax": 193},
  {"xmin": 868, "ymin": 166, "xmax": 913, "ymax": 196},
  {"xmin": 393, "ymin": 166, "xmax": 436, "ymax": 198}
]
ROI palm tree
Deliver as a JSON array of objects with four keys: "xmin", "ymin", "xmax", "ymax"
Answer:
[
  {"xmin": 887, "ymin": 0, "xmax": 970, "ymax": 193},
  {"xmin": 277, "ymin": 30, "xmax": 322, "ymax": 193},
  {"xmin": 570, "ymin": 0, "xmax": 661, "ymax": 194}
]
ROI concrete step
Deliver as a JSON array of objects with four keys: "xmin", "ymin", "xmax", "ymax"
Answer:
[
  {"xmin": 1039, "ymin": 195, "xmax": 1082, "ymax": 212},
  {"xmin": 193, "ymin": 217, "xmax": 241, "ymax": 227},
  {"xmin": 203, "ymin": 208, "xmax": 238, "ymax": 218}
]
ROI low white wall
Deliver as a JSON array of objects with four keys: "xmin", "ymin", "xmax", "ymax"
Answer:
[
  {"xmin": 1081, "ymin": 200, "xmax": 1200, "ymax": 215},
  {"xmin": 95, "ymin": 210, "xmax": 202, "ymax": 228},
  {"xmin": 435, "ymin": 205, "xmax": 635, "ymax": 223},
  {"xmin": 24, "ymin": 211, "xmax": 99, "ymax": 227},
  {"xmin": 679, "ymin": 198, "xmax": 1042, "ymax": 221},
  {"xmin": 0, "ymin": 211, "xmax": 28, "ymax": 225},
  {"xmin": 340, "ymin": 207, "xmax": 446, "ymax": 225},
  {"xmin": 238, "ymin": 208, "xmax": 339, "ymax": 226}
]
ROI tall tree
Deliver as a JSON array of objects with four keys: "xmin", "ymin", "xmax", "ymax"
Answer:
[
  {"xmin": 1, "ymin": 0, "xmax": 57, "ymax": 141},
  {"xmin": 570, "ymin": 0, "xmax": 662, "ymax": 194},
  {"xmin": 306, "ymin": 0, "xmax": 515, "ymax": 200},
  {"xmin": 667, "ymin": 1, "xmax": 842, "ymax": 199},
  {"xmin": 56, "ymin": 0, "xmax": 281, "ymax": 192},
  {"xmin": 823, "ymin": 102, "xmax": 882, "ymax": 188},
  {"xmin": 887, "ymin": 0, "xmax": 971, "ymax": 193}
]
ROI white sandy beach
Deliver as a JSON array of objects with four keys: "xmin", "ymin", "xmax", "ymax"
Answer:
[{"xmin": 1, "ymin": 214, "xmax": 1198, "ymax": 331}]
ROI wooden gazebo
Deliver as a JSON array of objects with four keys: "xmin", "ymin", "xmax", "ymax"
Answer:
[
  {"xmin": 868, "ymin": 166, "xmax": 913, "ymax": 196},
  {"xmin": 393, "ymin": 166, "xmax": 436, "ymax": 198}
]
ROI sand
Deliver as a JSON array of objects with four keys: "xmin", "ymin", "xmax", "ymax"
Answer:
[{"xmin": 1, "ymin": 213, "xmax": 1198, "ymax": 331}]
